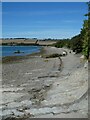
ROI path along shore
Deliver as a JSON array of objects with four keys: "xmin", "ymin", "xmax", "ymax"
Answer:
[{"xmin": 0, "ymin": 47, "xmax": 88, "ymax": 119}]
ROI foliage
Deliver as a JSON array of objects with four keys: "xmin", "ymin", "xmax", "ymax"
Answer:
[
  {"xmin": 70, "ymin": 34, "xmax": 83, "ymax": 53},
  {"xmin": 53, "ymin": 39, "xmax": 71, "ymax": 48},
  {"xmin": 82, "ymin": 20, "xmax": 89, "ymax": 59},
  {"xmin": 81, "ymin": 2, "xmax": 90, "ymax": 59},
  {"xmin": 53, "ymin": 35, "xmax": 83, "ymax": 54},
  {"xmin": 43, "ymin": 53, "xmax": 62, "ymax": 58},
  {"xmin": 53, "ymin": 2, "xmax": 90, "ymax": 58}
]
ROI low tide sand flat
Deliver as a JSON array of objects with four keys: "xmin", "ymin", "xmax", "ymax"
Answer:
[{"xmin": 1, "ymin": 47, "xmax": 88, "ymax": 119}]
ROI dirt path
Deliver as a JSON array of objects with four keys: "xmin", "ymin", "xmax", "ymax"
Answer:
[{"xmin": 31, "ymin": 50, "xmax": 88, "ymax": 118}]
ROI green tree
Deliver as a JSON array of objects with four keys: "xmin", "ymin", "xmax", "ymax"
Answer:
[
  {"xmin": 70, "ymin": 34, "xmax": 83, "ymax": 53},
  {"xmin": 82, "ymin": 2, "xmax": 90, "ymax": 59}
]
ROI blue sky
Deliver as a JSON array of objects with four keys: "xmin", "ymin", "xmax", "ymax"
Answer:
[{"xmin": 2, "ymin": 2, "xmax": 88, "ymax": 39}]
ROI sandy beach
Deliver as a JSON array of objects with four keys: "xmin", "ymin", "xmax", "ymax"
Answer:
[{"xmin": 0, "ymin": 46, "xmax": 88, "ymax": 119}]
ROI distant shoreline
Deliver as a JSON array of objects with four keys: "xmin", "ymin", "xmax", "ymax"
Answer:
[{"xmin": 0, "ymin": 39, "xmax": 57, "ymax": 46}]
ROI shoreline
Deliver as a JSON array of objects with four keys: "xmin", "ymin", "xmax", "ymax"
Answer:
[
  {"xmin": 1, "ymin": 39, "xmax": 57, "ymax": 46},
  {"xmin": 2, "ymin": 46, "xmax": 46, "ymax": 64},
  {"xmin": 1, "ymin": 46, "xmax": 88, "ymax": 119}
]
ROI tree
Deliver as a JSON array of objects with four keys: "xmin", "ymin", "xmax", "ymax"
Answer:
[
  {"xmin": 70, "ymin": 34, "xmax": 83, "ymax": 53},
  {"xmin": 82, "ymin": 2, "xmax": 90, "ymax": 59}
]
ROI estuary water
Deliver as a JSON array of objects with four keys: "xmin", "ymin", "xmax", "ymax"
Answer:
[{"xmin": 1, "ymin": 46, "xmax": 41, "ymax": 57}]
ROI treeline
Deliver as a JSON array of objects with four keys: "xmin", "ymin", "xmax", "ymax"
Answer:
[
  {"xmin": 2, "ymin": 42, "xmax": 39, "ymax": 46},
  {"xmin": 53, "ymin": 34, "xmax": 83, "ymax": 54},
  {"xmin": 53, "ymin": 2, "xmax": 90, "ymax": 59}
]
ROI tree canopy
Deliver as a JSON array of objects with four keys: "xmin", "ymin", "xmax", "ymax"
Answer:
[{"xmin": 81, "ymin": 2, "xmax": 90, "ymax": 59}]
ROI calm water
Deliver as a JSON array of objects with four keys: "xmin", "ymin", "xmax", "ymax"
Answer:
[{"xmin": 1, "ymin": 46, "xmax": 41, "ymax": 57}]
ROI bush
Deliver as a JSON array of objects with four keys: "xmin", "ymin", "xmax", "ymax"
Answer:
[{"xmin": 44, "ymin": 53, "xmax": 62, "ymax": 58}]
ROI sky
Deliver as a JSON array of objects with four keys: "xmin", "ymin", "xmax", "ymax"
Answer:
[
  {"xmin": 1, "ymin": 0, "xmax": 89, "ymax": 2},
  {"xmin": 2, "ymin": 2, "xmax": 88, "ymax": 39}
]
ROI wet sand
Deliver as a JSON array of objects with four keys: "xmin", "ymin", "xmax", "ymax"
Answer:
[{"xmin": 0, "ymin": 47, "xmax": 88, "ymax": 119}]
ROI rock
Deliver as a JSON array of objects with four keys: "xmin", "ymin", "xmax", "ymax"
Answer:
[
  {"xmin": 2, "ymin": 109, "xmax": 24, "ymax": 118},
  {"xmin": 80, "ymin": 55, "xmax": 85, "ymax": 62},
  {"xmin": 84, "ymin": 61, "xmax": 88, "ymax": 69},
  {"xmin": 17, "ymin": 108, "xmax": 24, "ymax": 112},
  {"xmin": 25, "ymin": 107, "xmax": 52, "ymax": 116}
]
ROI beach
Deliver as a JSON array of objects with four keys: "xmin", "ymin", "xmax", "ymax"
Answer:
[{"xmin": 0, "ymin": 46, "xmax": 88, "ymax": 119}]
